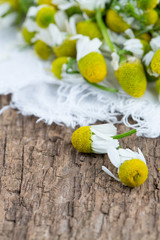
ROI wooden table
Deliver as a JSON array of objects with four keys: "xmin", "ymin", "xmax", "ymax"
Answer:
[{"xmin": 0, "ymin": 95, "xmax": 160, "ymax": 240}]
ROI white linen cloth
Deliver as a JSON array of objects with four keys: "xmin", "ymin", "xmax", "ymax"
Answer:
[{"xmin": 0, "ymin": 27, "xmax": 160, "ymax": 138}]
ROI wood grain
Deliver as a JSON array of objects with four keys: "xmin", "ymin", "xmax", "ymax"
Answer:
[{"xmin": 0, "ymin": 95, "xmax": 160, "ymax": 240}]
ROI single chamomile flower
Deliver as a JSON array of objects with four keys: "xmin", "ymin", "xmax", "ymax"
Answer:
[
  {"xmin": 77, "ymin": 36, "xmax": 107, "ymax": 83},
  {"xmin": 112, "ymin": 55, "xmax": 147, "ymax": 98},
  {"xmin": 106, "ymin": 9, "xmax": 130, "ymax": 33},
  {"xmin": 102, "ymin": 148, "xmax": 148, "ymax": 188},
  {"xmin": 71, "ymin": 123, "xmax": 119, "ymax": 154}
]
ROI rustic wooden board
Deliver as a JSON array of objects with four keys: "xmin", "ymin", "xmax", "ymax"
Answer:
[{"xmin": 0, "ymin": 95, "xmax": 160, "ymax": 240}]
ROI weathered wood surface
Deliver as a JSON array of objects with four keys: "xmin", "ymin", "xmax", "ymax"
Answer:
[{"xmin": 0, "ymin": 95, "xmax": 160, "ymax": 240}]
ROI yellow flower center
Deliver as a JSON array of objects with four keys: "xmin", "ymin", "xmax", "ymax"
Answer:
[
  {"xmin": 106, "ymin": 9, "xmax": 130, "ymax": 33},
  {"xmin": 52, "ymin": 57, "xmax": 69, "ymax": 79},
  {"xmin": 143, "ymin": 9, "xmax": 158, "ymax": 25},
  {"xmin": 34, "ymin": 40, "xmax": 52, "ymax": 60},
  {"xmin": 66, "ymin": 6, "xmax": 82, "ymax": 17},
  {"xmin": 22, "ymin": 27, "xmax": 36, "ymax": 45},
  {"xmin": 71, "ymin": 126, "xmax": 92, "ymax": 153},
  {"xmin": 76, "ymin": 21, "xmax": 103, "ymax": 40},
  {"xmin": 118, "ymin": 159, "xmax": 148, "ymax": 187},
  {"xmin": 36, "ymin": 6, "xmax": 56, "ymax": 28},
  {"xmin": 115, "ymin": 59, "xmax": 147, "ymax": 98},
  {"xmin": 53, "ymin": 39, "xmax": 77, "ymax": 58},
  {"xmin": 137, "ymin": 0, "xmax": 158, "ymax": 10},
  {"xmin": 151, "ymin": 49, "xmax": 160, "ymax": 75},
  {"xmin": 78, "ymin": 52, "xmax": 107, "ymax": 83}
]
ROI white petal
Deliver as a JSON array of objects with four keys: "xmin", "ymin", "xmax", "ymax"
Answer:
[
  {"xmin": 143, "ymin": 51, "xmax": 154, "ymax": 66},
  {"xmin": 102, "ymin": 166, "xmax": 120, "ymax": 182},
  {"xmin": 54, "ymin": 10, "xmax": 68, "ymax": 32},
  {"xmin": 91, "ymin": 123, "xmax": 117, "ymax": 138},
  {"xmin": 125, "ymin": 28, "xmax": 135, "ymax": 39},
  {"xmin": 76, "ymin": 36, "xmax": 102, "ymax": 61},
  {"xmin": 150, "ymin": 36, "xmax": 160, "ymax": 52},
  {"xmin": 111, "ymin": 52, "xmax": 120, "ymax": 71},
  {"xmin": 77, "ymin": 0, "xmax": 110, "ymax": 11},
  {"xmin": 124, "ymin": 39, "xmax": 144, "ymax": 58},
  {"xmin": 53, "ymin": 0, "xmax": 77, "ymax": 10},
  {"xmin": 66, "ymin": 14, "xmax": 84, "ymax": 35},
  {"xmin": 107, "ymin": 147, "xmax": 121, "ymax": 168},
  {"xmin": 23, "ymin": 18, "xmax": 40, "ymax": 32}
]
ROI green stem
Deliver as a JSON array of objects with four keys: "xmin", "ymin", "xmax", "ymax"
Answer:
[
  {"xmin": 84, "ymin": 79, "xmax": 118, "ymax": 93},
  {"xmin": 112, "ymin": 129, "xmax": 136, "ymax": 139},
  {"xmin": 135, "ymin": 25, "xmax": 160, "ymax": 37},
  {"xmin": 96, "ymin": 8, "xmax": 115, "ymax": 52}
]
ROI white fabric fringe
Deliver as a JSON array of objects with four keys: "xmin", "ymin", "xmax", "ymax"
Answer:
[{"xmin": 0, "ymin": 27, "xmax": 160, "ymax": 138}]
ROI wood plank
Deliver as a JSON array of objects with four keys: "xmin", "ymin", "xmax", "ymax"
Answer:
[{"xmin": 0, "ymin": 95, "xmax": 160, "ymax": 240}]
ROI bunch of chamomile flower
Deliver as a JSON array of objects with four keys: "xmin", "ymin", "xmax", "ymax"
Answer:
[
  {"xmin": 19, "ymin": 0, "xmax": 160, "ymax": 98},
  {"xmin": 71, "ymin": 123, "xmax": 148, "ymax": 188}
]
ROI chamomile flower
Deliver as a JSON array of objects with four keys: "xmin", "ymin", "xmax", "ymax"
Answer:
[
  {"xmin": 71, "ymin": 124, "xmax": 119, "ymax": 154},
  {"xmin": 112, "ymin": 56, "xmax": 147, "ymax": 98},
  {"xmin": 102, "ymin": 148, "xmax": 148, "ymax": 188},
  {"xmin": 77, "ymin": 36, "xmax": 107, "ymax": 83},
  {"xmin": 106, "ymin": 9, "xmax": 130, "ymax": 33}
]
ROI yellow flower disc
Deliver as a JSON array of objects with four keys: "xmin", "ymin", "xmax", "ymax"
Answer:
[
  {"xmin": 52, "ymin": 57, "xmax": 68, "ymax": 79},
  {"xmin": 106, "ymin": 9, "xmax": 130, "ymax": 33},
  {"xmin": 76, "ymin": 21, "xmax": 103, "ymax": 40},
  {"xmin": 115, "ymin": 60, "xmax": 147, "ymax": 98},
  {"xmin": 53, "ymin": 39, "xmax": 77, "ymax": 58},
  {"xmin": 22, "ymin": 27, "xmax": 35, "ymax": 45},
  {"xmin": 78, "ymin": 52, "xmax": 107, "ymax": 83},
  {"xmin": 155, "ymin": 78, "xmax": 160, "ymax": 94},
  {"xmin": 34, "ymin": 40, "xmax": 52, "ymax": 60},
  {"xmin": 71, "ymin": 126, "xmax": 92, "ymax": 153},
  {"xmin": 143, "ymin": 9, "xmax": 158, "ymax": 25},
  {"xmin": 36, "ymin": 6, "xmax": 56, "ymax": 28},
  {"xmin": 151, "ymin": 49, "xmax": 160, "ymax": 75},
  {"xmin": 118, "ymin": 159, "xmax": 148, "ymax": 187},
  {"xmin": 137, "ymin": 0, "xmax": 158, "ymax": 10}
]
